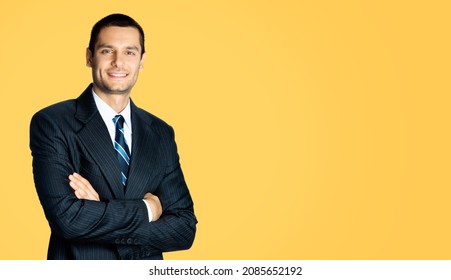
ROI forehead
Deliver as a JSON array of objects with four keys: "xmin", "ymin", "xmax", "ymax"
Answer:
[{"xmin": 95, "ymin": 26, "xmax": 141, "ymax": 50}]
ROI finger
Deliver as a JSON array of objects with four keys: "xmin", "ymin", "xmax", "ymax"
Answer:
[
  {"xmin": 68, "ymin": 174, "xmax": 76, "ymax": 185},
  {"xmin": 72, "ymin": 181, "xmax": 88, "ymax": 199},
  {"xmin": 73, "ymin": 173, "xmax": 92, "ymax": 187},
  {"xmin": 69, "ymin": 175, "xmax": 86, "ymax": 190},
  {"xmin": 69, "ymin": 174, "xmax": 83, "ymax": 187},
  {"xmin": 69, "ymin": 180, "xmax": 78, "ymax": 191},
  {"xmin": 74, "ymin": 189, "xmax": 85, "ymax": 199},
  {"xmin": 70, "ymin": 174, "xmax": 92, "ymax": 192},
  {"xmin": 69, "ymin": 173, "xmax": 100, "ymax": 201},
  {"xmin": 72, "ymin": 173, "xmax": 98, "ymax": 194},
  {"xmin": 69, "ymin": 176, "xmax": 86, "ymax": 192},
  {"xmin": 74, "ymin": 185, "xmax": 97, "ymax": 200},
  {"xmin": 69, "ymin": 175, "xmax": 92, "ymax": 198}
]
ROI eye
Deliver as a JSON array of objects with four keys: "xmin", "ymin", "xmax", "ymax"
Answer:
[
  {"xmin": 126, "ymin": 51, "xmax": 136, "ymax": 56},
  {"xmin": 100, "ymin": 49, "xmax": 113, "ymax": 55}
]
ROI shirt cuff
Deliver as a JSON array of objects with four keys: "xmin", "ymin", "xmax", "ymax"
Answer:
[{"xmin": 142, "ymin": 199, "xmax": 154, "ymax": 222}]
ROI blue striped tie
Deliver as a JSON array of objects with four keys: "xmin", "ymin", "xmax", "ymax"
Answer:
[{"xmin": 113, "ymin": 115, "xmax": 131, "ymax": 186}]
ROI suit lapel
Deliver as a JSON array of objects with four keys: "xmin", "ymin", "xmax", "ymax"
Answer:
[
  {"xmin": 74, "ymin": 85, "xmax": 125, "ymax": 199},
  {"xmin": 125, "ymin": 102, "xmax": 162, "ymax": 198}
]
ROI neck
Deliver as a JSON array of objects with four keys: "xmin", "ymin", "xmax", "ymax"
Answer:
[{"xmin": 93, "ymin": 86, "xmax": 130, "ymax": 113}]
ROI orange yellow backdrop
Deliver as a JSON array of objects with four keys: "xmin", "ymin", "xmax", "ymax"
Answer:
[{"xmin": 1, "ymin": 0, "xmax": 451, "ymax": 259}]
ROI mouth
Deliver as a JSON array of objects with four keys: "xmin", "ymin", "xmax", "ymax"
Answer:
[{"xmin": 107, "ymin": 72, "xmax": 128, "ymax": 79}]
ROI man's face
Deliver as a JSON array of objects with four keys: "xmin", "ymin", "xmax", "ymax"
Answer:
[{"xmin": 86, "ymin": 26, "xmax": 145, "ymax": 96}]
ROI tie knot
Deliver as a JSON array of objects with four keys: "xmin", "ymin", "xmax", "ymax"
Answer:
[{"xmin": 113, "ymin": 115, "xmax": 125, "ymax": 128}]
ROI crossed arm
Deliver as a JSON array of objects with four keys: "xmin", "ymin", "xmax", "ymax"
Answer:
[
  {"xmin": 31, "ymin": 110, "xmax": 196, "ymax": 254},
  {"xmin": 68, "ymin": 172, "xmax": 163, "ymax": 221}
]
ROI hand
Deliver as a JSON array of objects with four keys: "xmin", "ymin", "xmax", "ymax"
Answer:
[
  {"xmin": 68, "ymin": 173, "xmax": 100, "ymax": 201},
  {"xmin": 143, "ymin": 192, "xmax": 162, "ymax": 221}
]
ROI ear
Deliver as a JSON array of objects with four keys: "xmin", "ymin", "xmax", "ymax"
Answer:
[
  {"xmin": 86, "ymin": 48, "xmax": 93, "ymax": 67},
  {"xmin": 139, "ymin": 52, "xmax": 146, "ymax": 70}
]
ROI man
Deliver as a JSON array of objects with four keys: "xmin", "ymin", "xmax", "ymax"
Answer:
[{"xmin": 29, "ymin": 13, "xmax": 197, "ymax": 260}]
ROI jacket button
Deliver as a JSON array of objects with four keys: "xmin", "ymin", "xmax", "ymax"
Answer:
[
  {"xmin": 127, "ymin": 238, "xmax": 133, "ymax": 244},
  {"xmin": 121, "ymin": 238, "xmax": 127, "ymax": 244},
  {"xmin": 115, "ymin": 239, "xmax": 121, "ymax": 244}
]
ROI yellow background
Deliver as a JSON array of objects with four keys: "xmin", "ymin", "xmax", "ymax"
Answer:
[{"xmin": 1, "ymin": 0, "xmax": 450, "ymax": 259}]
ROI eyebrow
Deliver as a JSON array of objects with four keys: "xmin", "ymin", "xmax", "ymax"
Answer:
[{"xmin": 96, "ymin": 44, "xmax": 140, "ymax": 51}]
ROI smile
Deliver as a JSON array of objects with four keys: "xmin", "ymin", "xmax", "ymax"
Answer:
[{"xmin": 108, "ymin": 73, "xmax": 128, "ymax": 78}]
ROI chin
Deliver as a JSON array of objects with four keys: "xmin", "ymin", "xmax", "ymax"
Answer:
[{"xmin": 105, "ymin": 85, "xmax": 132, "ymax": 95}]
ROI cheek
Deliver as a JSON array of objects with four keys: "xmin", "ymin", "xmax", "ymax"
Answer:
[{"xmin": 92, "ymin": 58, "xmax": 110, "ymax": 69}]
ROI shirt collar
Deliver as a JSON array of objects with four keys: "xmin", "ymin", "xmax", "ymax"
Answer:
[{"xmin": 91, "ymin": 89, "xmax": 132, "ymax": 130}]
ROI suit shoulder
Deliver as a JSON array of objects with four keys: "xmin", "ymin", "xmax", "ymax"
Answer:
[
  {"xmin": 33, "ymin": 99, "xmax": 77, "ymax": 119},
  {"xmin": 30, "ymin": 99, "xmax": 78, "ymax": 132},
  {"xmin": 134, "ymin": 107, "xmax": 173, "ymax": 130}
]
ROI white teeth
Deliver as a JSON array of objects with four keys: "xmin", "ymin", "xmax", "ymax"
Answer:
[{"xmin": 110, "ymin": 73, "xmax": 127, "ymax": 77}]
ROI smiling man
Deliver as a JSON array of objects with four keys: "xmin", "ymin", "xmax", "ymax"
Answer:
[{"xmin": 30, "ymin": 14, "xmax": 197, "ymax": 260}]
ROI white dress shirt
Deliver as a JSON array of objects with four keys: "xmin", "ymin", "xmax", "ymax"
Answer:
[
  {"xmin": 92, "ymin": 89, "xmax": 153, "ymax": 222},
  {"xmin": 92, "ymin": 90, "xmax": 132, "ymax": 152}
]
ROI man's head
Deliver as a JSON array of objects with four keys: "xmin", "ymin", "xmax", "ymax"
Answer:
[
  {"xmin": 86, "ymin": 14, "xmax": 146, "ymax": 97},
  {"xmin": 88, "ymin": 13, "xmax": 145, "ymax": 57}
]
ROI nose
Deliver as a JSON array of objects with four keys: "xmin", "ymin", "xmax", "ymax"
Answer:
[{"xmin": 111, "ymin": 52, "xmax": 124, "ymax": 68}]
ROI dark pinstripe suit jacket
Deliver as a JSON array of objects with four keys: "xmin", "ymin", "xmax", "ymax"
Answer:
[{"xmin": 30, "ymin": 84, "xmax": 197, "ymax": 260}]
